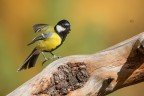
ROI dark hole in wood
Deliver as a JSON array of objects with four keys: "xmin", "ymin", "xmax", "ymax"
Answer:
[{"xmin": 35, "ymin": 62, "xmax": 89, "ymax": 96}]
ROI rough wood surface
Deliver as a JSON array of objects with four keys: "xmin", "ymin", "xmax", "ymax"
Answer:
[{"xmin": 7, "ymin": 32, "xmax": 144, "ymax": 96}]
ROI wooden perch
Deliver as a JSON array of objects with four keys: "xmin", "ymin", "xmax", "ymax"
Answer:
[{"xmin": 8, "ymin": 32, "xmax": 144, "ymax": 96}]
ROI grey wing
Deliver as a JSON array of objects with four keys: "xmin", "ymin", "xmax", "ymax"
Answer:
[
  {"xmin": 33, "ymin": 24, "xmax": 49, "ymax": 32},
  {"xmin": 27, "ymin": 32, "xmax": 53, "ymax": 45}
]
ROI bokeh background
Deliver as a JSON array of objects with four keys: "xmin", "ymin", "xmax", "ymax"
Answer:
[{"xmin": 0, "ymin": 0, "xmax": 144, "ymax": 96}]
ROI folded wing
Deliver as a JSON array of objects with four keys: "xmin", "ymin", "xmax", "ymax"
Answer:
[{"xmin": 27, "ymin": 32, "xmax": 53, "ymax": 45}]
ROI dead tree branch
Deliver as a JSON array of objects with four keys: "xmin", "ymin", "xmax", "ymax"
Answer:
[{"xmin": 8, "ymin": 32, "xmax": 144, "ymax": 96}]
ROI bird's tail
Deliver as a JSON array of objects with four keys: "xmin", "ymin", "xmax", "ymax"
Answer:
[{"xmin": 17, "ymin": 48, "xmax": 41, "ymax": 72}]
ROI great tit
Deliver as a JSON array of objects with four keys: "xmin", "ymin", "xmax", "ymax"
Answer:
[{"xmin": 17, "ymin": 19, "xmax": 71, "ymax": 71}]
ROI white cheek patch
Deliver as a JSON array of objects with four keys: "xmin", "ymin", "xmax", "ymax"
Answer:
[{"xmin": 56, "ymin": 25, "xmax": 66, "ymax": 33}]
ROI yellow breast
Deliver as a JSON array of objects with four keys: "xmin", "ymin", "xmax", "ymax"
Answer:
[{"xmin": 36, "ymin": 33, "xmax": 62, "ymax": 51}]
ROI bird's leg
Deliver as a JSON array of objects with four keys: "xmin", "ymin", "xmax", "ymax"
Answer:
[
  {"xmin": 42, "ymin": 52, "xmax": 48, "ymax": 60},
  {"xmin": 41, "ymin": 52, "xmax": 61, "ymax": 65},
  {"xmin": 41, "ymin": 52, "xmax": 51, "ymax": 65},
  {"xmin": 50, "ymin": 52, "xmax": 61, "ymax": 59}
]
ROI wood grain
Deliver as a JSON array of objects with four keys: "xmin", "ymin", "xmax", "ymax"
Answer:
[{"xmin": 7, "ymin": 32, "xmax": 144, "ymax": 96}]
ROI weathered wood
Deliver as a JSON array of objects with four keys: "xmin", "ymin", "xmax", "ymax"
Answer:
[{"xmin": 7, "ymin": 32, "xmax": 144, "ymax": 96}]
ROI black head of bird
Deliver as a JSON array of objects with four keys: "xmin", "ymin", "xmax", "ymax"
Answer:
[
  {"xmin": 54, "ymin": 19, "xmax": 71, "ymax": 41},
  {"xmin": 55, "ymin": 19, "xmax": 71, "ymax": 34}
]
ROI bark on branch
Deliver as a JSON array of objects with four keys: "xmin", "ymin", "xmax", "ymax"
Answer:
[{"xmin": 8, "ymin": 32, "xmax": 144, "ymax": 96}]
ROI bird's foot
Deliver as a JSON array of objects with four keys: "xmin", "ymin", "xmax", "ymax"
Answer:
[
  {"xmin": 42, "ymin": 57, "xmax": 52, "ymax": 65},
  {"xmin": 52, "ymin": 55, "xmax": 61, "ymax": 59},
  {"xmin": 42, "ymin": 55, "xmax": 61, "ymax": 65}
]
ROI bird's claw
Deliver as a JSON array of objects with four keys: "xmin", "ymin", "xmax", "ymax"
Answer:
[
  {"xmin": 52, "ymin": 55, "xmax": 61, "ymax": 59},
  {"xmin": 42, "ymin": 57, "xmax": 51, "ymax": 65},
  {"xmin": 42, "ymin": 55, "xmax": 61, "ymax": 65}
]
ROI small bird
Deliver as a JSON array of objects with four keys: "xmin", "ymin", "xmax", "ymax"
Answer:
[{"xmin": 17, "ymin": 19, "xmax": 71, "ymax": 71}]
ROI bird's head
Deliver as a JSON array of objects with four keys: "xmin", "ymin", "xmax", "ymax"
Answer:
[{"xmin": 55, "ymin": 19, "xmax": 71, "ymax": 34}]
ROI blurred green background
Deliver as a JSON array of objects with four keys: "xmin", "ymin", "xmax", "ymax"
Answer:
[{"xmin": 0, "ymin": 0, "xmax": 144, "ymax": 96}]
